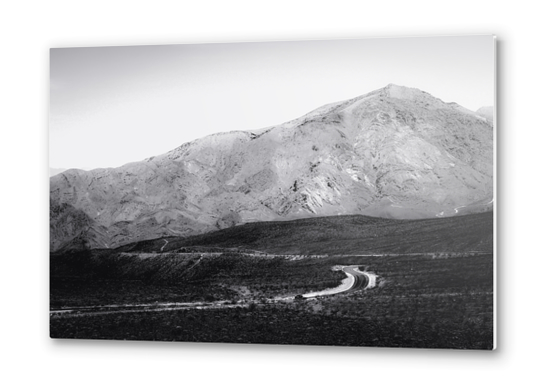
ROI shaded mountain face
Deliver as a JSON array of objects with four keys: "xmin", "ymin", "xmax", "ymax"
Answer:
[{"xmin": 50, "ymin": 84, "xmax": 493, "ymax": 251}]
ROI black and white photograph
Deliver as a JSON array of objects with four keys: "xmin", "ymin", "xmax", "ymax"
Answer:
[{"xmin": 49, "ymin": 35, "xmax": 495, "ymax": 349}]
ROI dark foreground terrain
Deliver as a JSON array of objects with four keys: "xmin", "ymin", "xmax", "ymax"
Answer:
[
  {"xmin": 116, "ymin": 211, "xmax": 493, "ymax": 255},
  {"xmin": 51, "ymin": 212, "xmax": 494, "ymax": 350}
]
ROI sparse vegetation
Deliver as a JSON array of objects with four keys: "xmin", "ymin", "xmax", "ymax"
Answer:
[
  {"xmin": 50, "ymin": 250, "xmax": 493, "ymax": 349},
  {"xmin": 114, "ymin": 211, "xmax": 493, "ymax": 256},
  {"xmin": 50, "ymin": 211, "xmax": 493, "ymax": 349},
  {"xmin": 50, "ymin": 251, "xmax": 344, "ymax": 308},
  {"xmin": 51, "ymin": 254, "xmax": 493, "ymax": 349}
]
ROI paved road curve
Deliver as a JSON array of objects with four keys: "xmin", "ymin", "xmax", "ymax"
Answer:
[
  {"xmin": 342, "ymin": 266, "xmax": 369, "ymax": 292},
  {"xmin": 51, "ymin": 265, "xmax": 376, "ymax": 317},
  {"xmin": 301, "ymin": 265, "xmax": 374, "ymax": 298}
]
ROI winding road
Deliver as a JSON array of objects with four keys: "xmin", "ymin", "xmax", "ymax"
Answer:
[
  {"xmin": 302, "ymin": 265, "xmax": 375, "ymax": 298},
  {"xmin": 342, "ymin": 266, "xmax": 370, "ymax": 292},
  {"xmin": 160, "ymin": 239, "xmax": 169, "ymax": 252},
  {"xmin": 50, "ymin": 265, "xmax": 376, "ymax": 317}
]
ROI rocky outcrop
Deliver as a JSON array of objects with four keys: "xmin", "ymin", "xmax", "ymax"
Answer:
[{"xmin": 50, "ymin": 84, "xmax": 493, "ymax": 251}]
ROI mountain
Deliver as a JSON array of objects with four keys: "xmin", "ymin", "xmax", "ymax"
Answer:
[{"xmin": 50, "ymin": 84, "xmax": 494, "ymax": 252}]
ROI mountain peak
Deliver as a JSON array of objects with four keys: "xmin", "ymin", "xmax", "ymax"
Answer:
[
  {"xmin": 384, "ymin": 83, "xmax": 407, "ymax": 90},
  {"xmin": 381, "ymin": 84, "xmax": 424, "ymax": 100}
]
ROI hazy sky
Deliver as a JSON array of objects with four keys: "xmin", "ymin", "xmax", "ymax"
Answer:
[{"xmin": 50, "ymin": 35, "xmax": 494, "ymax": 170}]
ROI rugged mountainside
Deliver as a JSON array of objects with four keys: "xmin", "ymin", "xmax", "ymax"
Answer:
[{"xmin": 50, "ymin": 84, "xmax": 493, "ymax": 251}]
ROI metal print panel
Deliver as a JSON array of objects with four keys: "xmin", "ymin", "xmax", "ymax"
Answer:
[{"xmin": 50, "ymin": 36, "xmax": 495, "ymax": 349}]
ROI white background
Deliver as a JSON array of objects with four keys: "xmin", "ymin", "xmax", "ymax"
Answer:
[{"xmin": 1, "ymin": 1, "xmax": 538, "ymax": 383}]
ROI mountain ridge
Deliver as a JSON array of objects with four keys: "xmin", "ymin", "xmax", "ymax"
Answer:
[{"xmin": 50, "ymin": 84, "xmax": 493, "ymax": 251}]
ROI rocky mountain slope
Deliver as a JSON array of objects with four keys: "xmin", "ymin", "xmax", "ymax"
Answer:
[{"xmin": 50, "ymin": 84, "xmax": 493, "ymax": 251}]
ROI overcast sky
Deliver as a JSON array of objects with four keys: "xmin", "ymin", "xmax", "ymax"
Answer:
[{"xmin": 50, "ymin": 35, "xmax": 494, "ymax": 170}]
